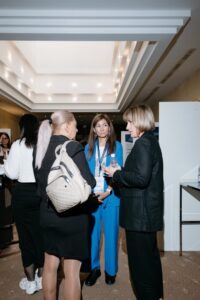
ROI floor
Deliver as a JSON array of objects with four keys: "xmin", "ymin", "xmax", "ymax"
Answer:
[{"xmin": 0, "ymin": 231, "xmax": 200, "ymax": 300}]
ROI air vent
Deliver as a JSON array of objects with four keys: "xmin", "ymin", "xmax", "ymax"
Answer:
[{"xmin": 160, "ymin": 49, "xmax": 196, "ymax": 84}]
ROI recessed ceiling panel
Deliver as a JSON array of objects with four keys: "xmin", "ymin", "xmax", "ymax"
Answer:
[
  {"xmin": 0, "ymin": 1, "xmax": 198, "ymax": 113},
  {"xmin": 14, "ymin": 41, "xmax": 115, "ymax": 74}
]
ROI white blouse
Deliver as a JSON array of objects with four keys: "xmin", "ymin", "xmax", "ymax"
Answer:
[{"xmin": 4, "ymin": 139, "xmax": 36, "ymax": 183}]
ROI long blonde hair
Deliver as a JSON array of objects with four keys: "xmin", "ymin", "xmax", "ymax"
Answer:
[{"xmin": 35, "ymin": 110, "xmax": 75, "ymax": 169}]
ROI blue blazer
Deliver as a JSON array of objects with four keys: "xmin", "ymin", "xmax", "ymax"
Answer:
[{"xmin": 85, "ymin": 141, "xmax": 123, "ymax": 207}]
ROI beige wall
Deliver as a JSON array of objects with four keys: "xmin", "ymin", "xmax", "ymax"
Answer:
[
  {"xmin": 0, "ymin": 108, "xmax": 20, "ymax": 141},
  {"xmin": 151, "ymin": 103, "xmax": 159, "ymax": 122},
  {"xmin": 163, "ymin": 69, "xmax": 200, "ymax": 101},
  {"xmin": 152, "ymin": 68, "xmax": 200, "ymax": 121}
]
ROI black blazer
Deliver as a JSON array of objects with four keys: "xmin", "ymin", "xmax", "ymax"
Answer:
[{"xmin": 113, "ymin": 131, "xmax": 164, "ymax": 232}]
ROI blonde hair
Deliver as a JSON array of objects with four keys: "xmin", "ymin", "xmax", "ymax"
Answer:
[
  {"xmin": 35, "ymin": 110, "xmax": 75, "ymax": 169},
  {"xmin": 123, "ymin": 104, "xmax": 155, "ymax": 132}
]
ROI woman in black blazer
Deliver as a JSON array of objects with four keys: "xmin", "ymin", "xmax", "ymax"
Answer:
[{"xmin": 105, "ymin": 104, "xmax": 164, "ymax": 300}]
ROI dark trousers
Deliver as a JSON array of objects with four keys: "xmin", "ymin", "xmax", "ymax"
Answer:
[
  {"xmin": 12, "ymin": 182, "xmax": 44, "ymax": 268},
  {"xmin": 125, "ymin": 230, "xmax": 163, "ymax": 300}
]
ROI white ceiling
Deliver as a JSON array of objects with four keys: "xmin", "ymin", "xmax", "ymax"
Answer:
[
  {"xmin": 0, "ymin": 0, "xmax": 200, "ymax": 115},
  {"xmin": 14, "ymin": 41, "xmax": 115, "ymax": 74},
  {"xmin": 0, "ymin": 0, "xmax": 198, "ymax": 11}
]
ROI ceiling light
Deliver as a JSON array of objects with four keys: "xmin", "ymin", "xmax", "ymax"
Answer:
[
  {"xmin": 4, "ymin": 70, "xmax": 9, "ymax": 80},
  {"xmin": 17, "ymin": 82, "xmax": 21, "ymax": 90},
  {"xmin": 97, "ymin": 82, "xmax": 102, "ymax": 88},
  {"xmin": 73, "ymin": 96, "xmax": 77, "ymax": 102},
  {"xmin": 46, "ymin": 82, "xmax": 52, "ymax": 88},
  {"xmin": 72, "ymin": 82, "xmax": 77, "ymax": 88},
  {"xmin": 48, "ymin": 96, "xmax": 52, "ymax": 101},
  {"xmin": 113, "ymin": 88, "xmax": 118, "ymax": 97},
  {"xmin": 124, "ymin": 48, "xmax": 130, "ymax": 56},
  {"xmin": 97, "ymin": 96, "xmax": 102, "ymax": 102},
  {"xmin": 7, "ymin": 52, "xmax": 12, "ymax": 63},
  {"xmin": 116, "ymin": 78, "xmax": 120, "ymax": 84},
  {"xmin": 20, "ymin": 66, "xmax": 24, "ymax": 74}
]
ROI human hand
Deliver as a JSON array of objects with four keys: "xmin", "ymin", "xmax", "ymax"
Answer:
[
  {"xmin": 95, "ymin": 191, "xmax": 110, "ymax": 203},
  {"xmin": 104, "ymin": 166, "xmax": 121, "ymax": 177}
]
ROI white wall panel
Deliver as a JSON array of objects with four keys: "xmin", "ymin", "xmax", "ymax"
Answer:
[{"xmin": 159, "ymin": 102, "xmax": 200, "ymax": 250}]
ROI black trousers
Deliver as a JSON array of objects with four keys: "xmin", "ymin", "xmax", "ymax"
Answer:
[
  {"xmin": 12, "ymin": 182, "xmax": 44, "ymax": 268},
  {"xmin": 125, "ymin": 230, "xmax": 163, "ymax": 300}
]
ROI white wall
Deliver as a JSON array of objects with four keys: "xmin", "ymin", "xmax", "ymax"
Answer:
[
  {"xmin": 159, "ymin": 102, "xmax": 200, "ymax": 251},
  {"xmin": 121, "ymin": 131, "xmax": 134, "ymax": 164}
]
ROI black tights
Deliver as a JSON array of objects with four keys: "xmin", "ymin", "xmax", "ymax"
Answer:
[{"xmin": 24, "ymin": 264, "xmax": 43, "ymax": 281}]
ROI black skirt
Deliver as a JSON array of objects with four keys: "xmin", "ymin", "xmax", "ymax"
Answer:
[{"xmin": 40, "ymin": 201, "xmax": 89, "ymax": 260}]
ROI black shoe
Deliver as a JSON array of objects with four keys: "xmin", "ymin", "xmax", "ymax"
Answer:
[
  {"xmin": 85, "ymin": 269, "xmax": 101, "ymax": 286},
  {"xmin": 105, "ymin": 272, "xmax": 116, "ymax": 285}
]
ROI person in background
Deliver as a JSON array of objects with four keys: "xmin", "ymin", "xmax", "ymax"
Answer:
[
  {"xmin": 84, "ymin": 113, "xmax": 123, "ymax": 286},
  {"xmin": 104, "ymin": 104, "xmax": 164, "ymax": 300},
  {"xmin": 4, "ymin": 114, "xmax": 44, "ymax": 295},
  {"xmin": 0, "ymin": 132, "xmax": 11, "ymax": 161},
  {"xmin": 34, "ymin": 110, "xmax": 95, "ymax": 300}
]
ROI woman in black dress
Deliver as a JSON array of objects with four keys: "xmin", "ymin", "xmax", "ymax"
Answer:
[{"xmin": 34, "ymin": 110, "xmax": 95, "ymax": 300}]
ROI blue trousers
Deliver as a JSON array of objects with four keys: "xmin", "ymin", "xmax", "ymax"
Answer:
[{"xmin": 90, "ymin": 204, "xmax": 119, "ymax": 276}]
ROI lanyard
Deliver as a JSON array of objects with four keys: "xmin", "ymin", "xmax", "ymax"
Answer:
[{"xmin": 97, "ymin": 139, "xmax": 108, "ymax": 175}]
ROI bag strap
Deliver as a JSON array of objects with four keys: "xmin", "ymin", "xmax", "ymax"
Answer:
[{"xmin": 54, "ymin": 140, "xmax": 73, "ymax": 158}]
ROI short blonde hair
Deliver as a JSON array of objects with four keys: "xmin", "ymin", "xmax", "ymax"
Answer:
[{"xmin": 123, "ymin": 104, "xmax": 155, "ymax": 132}]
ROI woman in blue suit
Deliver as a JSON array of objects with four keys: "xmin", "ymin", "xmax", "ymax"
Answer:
[{"xmin": 84, "ymin": 114, "xmax": 123, "ymax": 286}]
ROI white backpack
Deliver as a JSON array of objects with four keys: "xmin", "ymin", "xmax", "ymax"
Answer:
[{"xmin": 46, "ymin": 140, "xmax": 91, "ymax": 213}]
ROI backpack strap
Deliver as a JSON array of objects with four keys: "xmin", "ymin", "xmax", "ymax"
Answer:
[{"xmin": 54, "ymin": 140, "xmax": 73, "ymax": 158}]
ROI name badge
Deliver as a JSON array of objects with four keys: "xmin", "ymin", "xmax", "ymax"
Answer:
[{"xmin": 94, "ymin": 176, "xmax": 104, "ymax": 193}]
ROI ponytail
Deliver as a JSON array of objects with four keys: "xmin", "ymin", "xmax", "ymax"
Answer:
[{"xmin": 35, "ymin": 120, "xmax": 52, "ymax": 169}]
